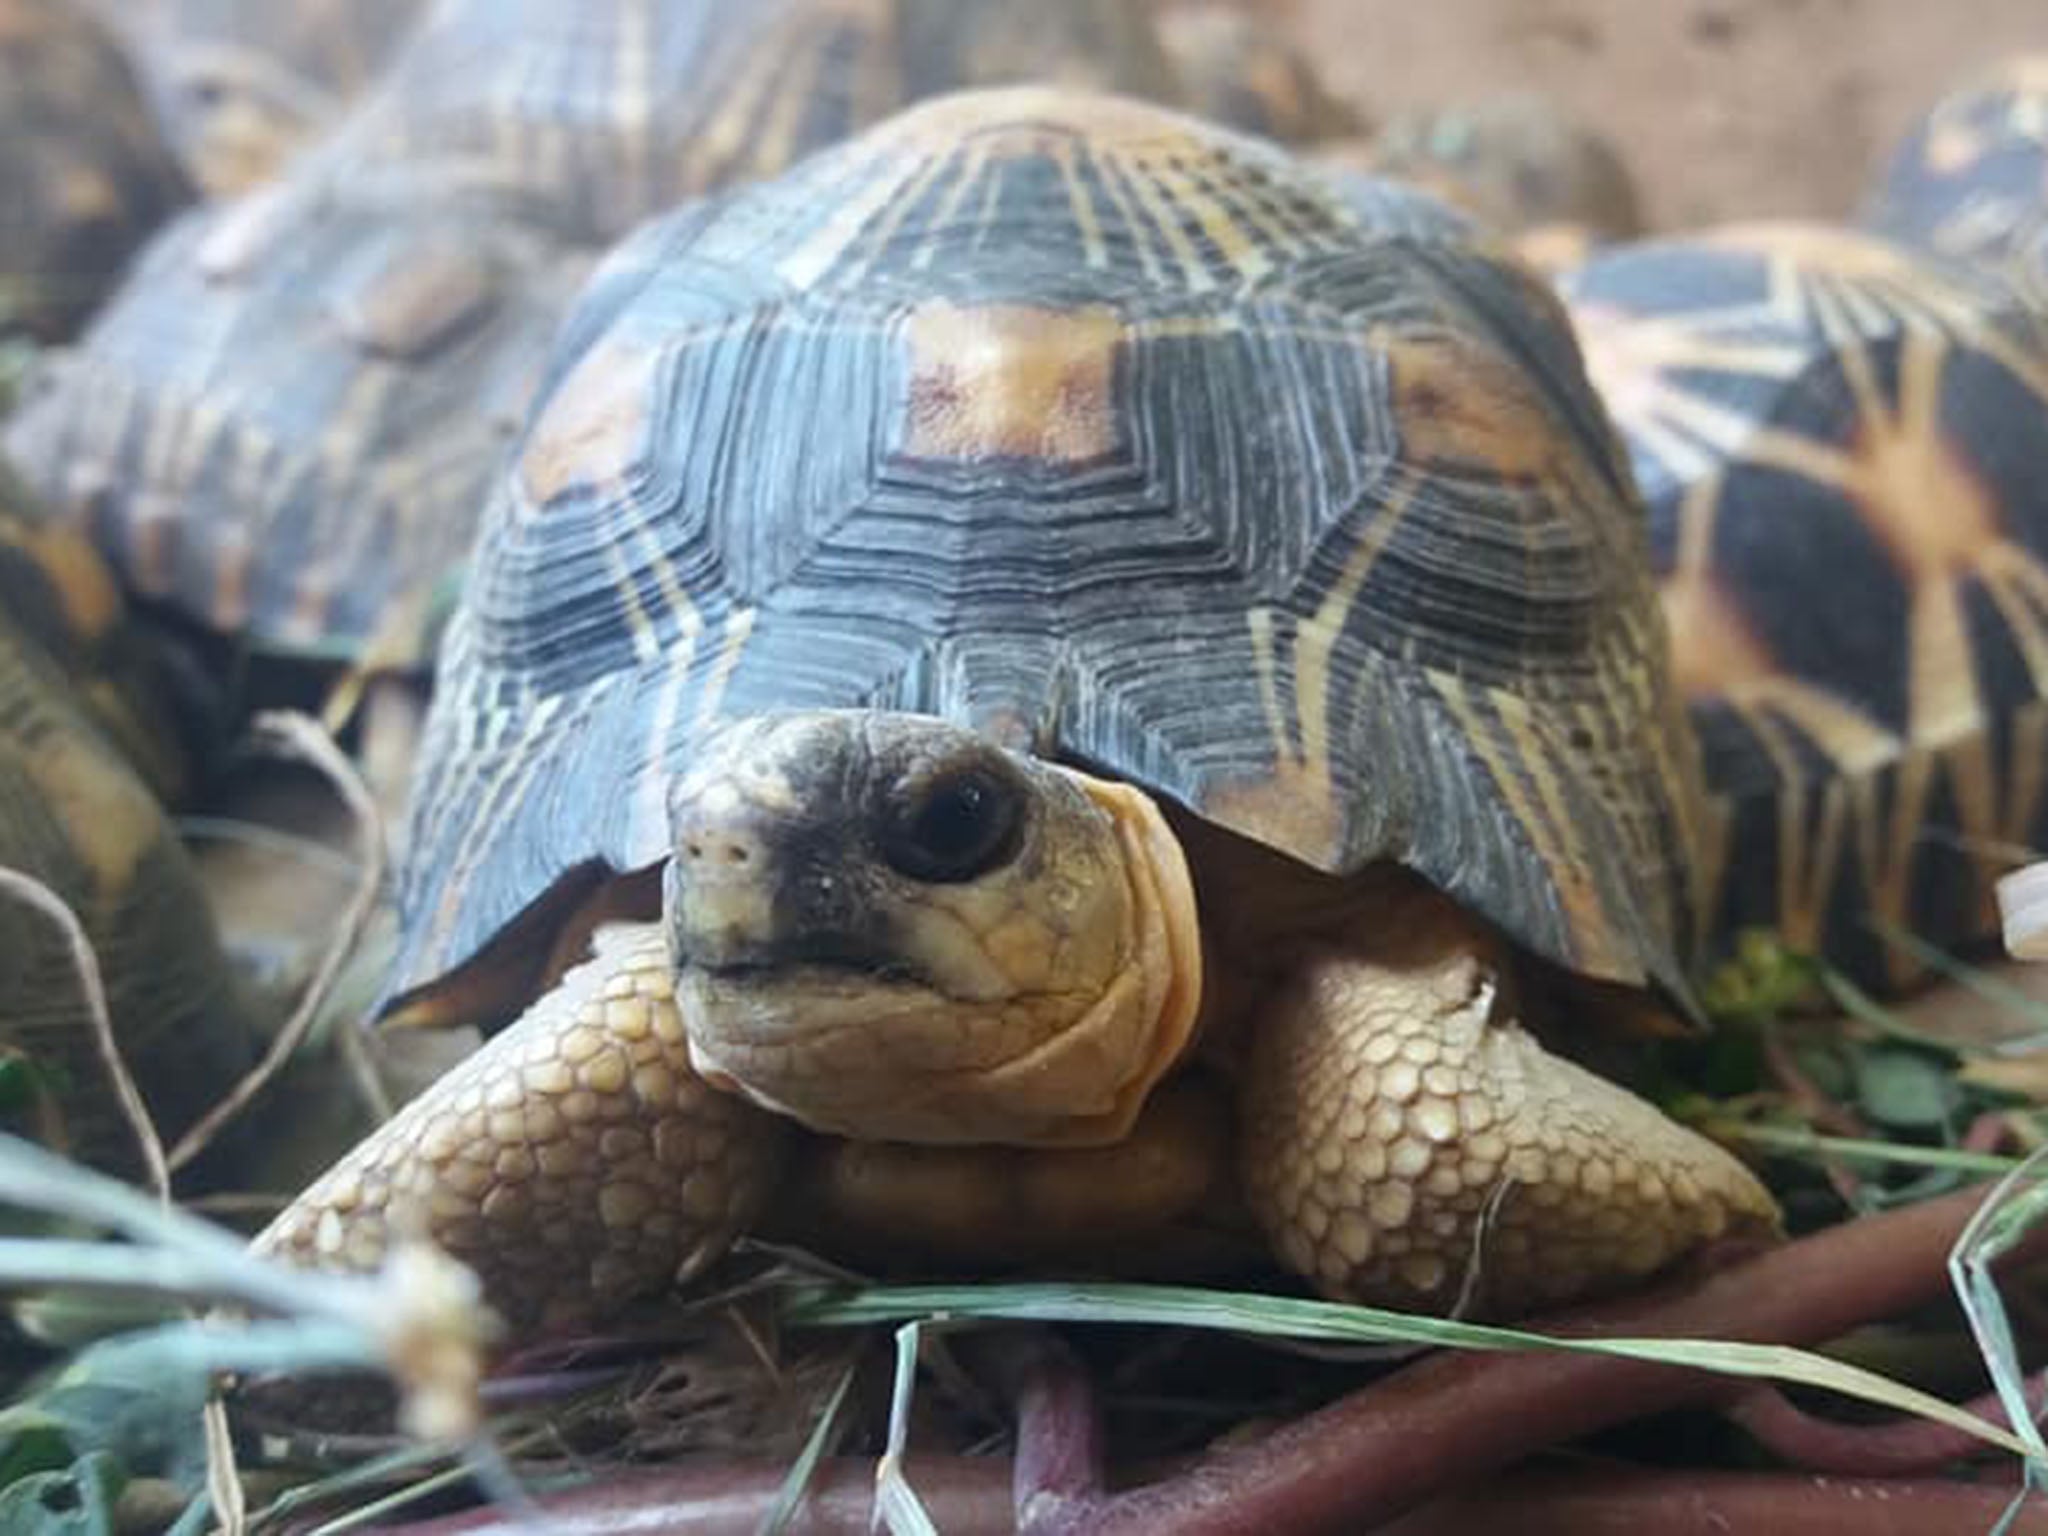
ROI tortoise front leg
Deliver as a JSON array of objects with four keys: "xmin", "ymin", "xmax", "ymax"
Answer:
[
  {"xmin": 1238, "ymin": 885, "xmax": 1778, "ymax": 1315},
  {"xmin": 256, "ymin": 924, "xmax": 788, "ymax": 1331}
]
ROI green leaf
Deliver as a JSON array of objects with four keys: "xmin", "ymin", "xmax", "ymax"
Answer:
[
  {"xmin": 0, "ymin": 1450, "xmax": 124, "ymax": 1536},
  {"xmin": 1854, "ymin": 1046, "xmax": 1963, "ymax": 1130},
  {"xmin": 0, "ymin": 1420, "xmax": 75, "ymax": 1486},
  {"xmin": 0, "ymin": 1331, "xmax": 213, "ymax": 1509}
]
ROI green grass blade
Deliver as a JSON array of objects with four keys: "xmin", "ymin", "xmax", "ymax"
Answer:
[
  {"xmin": 757, "ymin": 1357, "xmax": 858, "ymax": 1536},
  {"xmin": 784, "ymin": 1281, "xmax": 2027, "ymax": 1457},
  {"xmin": 1950, "ymin": 1153, "xmax": 2048, "ymax": 1481},
  {"xmin": 1719, "ymin": 1124, "xmax": 2021, "ymax": 1175},
  {"xmin": 874, "ymin": 1321, "xmax": 939, "ymax": 1536}
]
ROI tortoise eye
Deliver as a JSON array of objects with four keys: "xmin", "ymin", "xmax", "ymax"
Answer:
[{"xmin": 880, "ymin": 766, "xmax": 1025, "ymax": 884}]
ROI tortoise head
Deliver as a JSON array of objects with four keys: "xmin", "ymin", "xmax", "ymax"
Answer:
[{"xmin": 662, "ymin": 711, "xmax": 1203, "ymax": 1149}]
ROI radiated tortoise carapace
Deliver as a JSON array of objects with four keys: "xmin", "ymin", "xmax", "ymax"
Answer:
[
  {"xmin": 255, "ymin": 87, "xmax": 1780, "ymax": 1331},
  {"xmin": 4, "ymin": 171, "xmax": 589, "ymax": 671},
  {"xmin": 99, "ymin": 0, "xmax": 431, "ymax": 196},
  {"xmin": 0, "ymin": 0, "xmax": 1221, "ymax": 695},
  {"xmin": 1862, "ymin": 57, "xmax": 2048, "ymax": 312},
  {"xmin": 0, "ymin": 482, "xmax": 256, "ymax": 1179},
  {"xmin": 1322, "ymin": 94, "xmax": 1644, "ymax": 276},
  {"xmin": 0, "ymin": 0, "xmax": 190, "ymax": 341},
  {"xmin": 1561, "ymin": 223, "xmax": 2048, "ymax": 990},
  {"xmin": 1153, "ymin": 0, "xmax": 1361, "ymax": 144},
  {"xmin": 332, "ymin": 0, "xmax": 1190, "ymax": 246}
]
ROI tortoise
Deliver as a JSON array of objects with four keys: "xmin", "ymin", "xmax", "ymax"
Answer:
[
  {"xmin": 1323, "ymin": 94, "xmax": 1643, "ymax": 275},
  {"xmin": 0, "ymin": 0, "xmax": 191, "ymax": 341},
  {"xmin": 2, "ymin": 0, "xmax": 1210, "ymax": 733},
  {"xmin": 1863, "ymin": 57, "xmax": 2048, "ymax": 311},
  {"xmin": 255, "ymin": 87, "xmax": 1778, "ymax": 1333},
  {"xmin": 4, "ymin": 170, "xmax": 591, "ymax": 682},
  {"xmin": 95, "ymin": 0, "xmax": 430, "ymax": 197},
  {"xmin": 1560, "ymin": 223, "xmax": 2048, "ymax": 991},
  {"xmin": 1153, "ymin": 0, "xmax": 1362, "ymax": 144},
  {"xmin": 0, "ymin": 479, "xmax": 257, "ymax": 1179},
  {"xmin": 333, "ymin": 0, "xmax": 1189, "ymax": 246}
]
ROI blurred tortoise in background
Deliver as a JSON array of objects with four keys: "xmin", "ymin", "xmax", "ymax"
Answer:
[
  {"xmin": 1864, "ymin": 57, "xmax": 2048, "ymax": 310},
  {"xmin": 1325, "ymin": 93, "xmax": 1644, "ymax": 274},
  {"xmin": 1, "ymin": 0, "xmax": 1223, "ymax": 757},
  {"xmin": 4, "ymin": 171, "xmax": 590, "ymax": 711},
  {"xmin": 0, "ymin": 478, "xmax": 256, "ymax": 1180},
  {"xmin": 94, "ymin": 0, "xmax": 430, "ymax": 197},
  {"xmin": 1561, "ymin": 224, "xmax": 2048, "ymax": 992},
  {"xmin": 1153, "ymin": 0, "xmax": 1361, "ymax": 143},
  {"xmin": 0, "ymin": 0, "xmax": 190, "ymax": 341},
  {"xmin": 333, "ymin": 0, "xmax": 1189, "ymax": 245},
  {"xmin": 257, "ymin": 88, "xmax": 1780, "ymax": 1334}
]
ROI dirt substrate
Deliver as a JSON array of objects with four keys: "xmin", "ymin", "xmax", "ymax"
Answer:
[{"xmin": 1290, "ymin": 0, "xmax": 2046, "ymax": 230}]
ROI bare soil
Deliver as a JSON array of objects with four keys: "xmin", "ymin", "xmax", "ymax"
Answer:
[{"xmin": 1289, "ymin": 0, "xmax": 2048, "ymax": 230}]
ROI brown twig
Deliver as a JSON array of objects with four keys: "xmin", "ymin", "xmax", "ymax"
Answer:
[
  {"xmin": 1726, "ymin": 1373, "xmax": 2046, "ymax": 1476},
  {"xmin": 0, "ymin": 864, "xmax": 167, "ymax": 1199},
  {"xmin": 1005, "ymin": 1179, "xmax": 2048, "ymax": 1535},
  {"xmin": 166, "ymin": 711, "xmax": 385, "ymax": 1174},
  {"xmin": 1373, "ymin": 1464, "xmax": 2048, "ymax": 1535},
  {"xmin": 354, "ymin": 1456, "xmax": 2048, "ymax": 1535},
  {"xmin": 365, "ymin": 1457, "xmax": 1017, "ymax": 1535}
]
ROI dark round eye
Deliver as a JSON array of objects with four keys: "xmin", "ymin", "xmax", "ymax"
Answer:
[{"xmin": 879, "ymin": 767, "xmax": 1025, "ymax": 883}]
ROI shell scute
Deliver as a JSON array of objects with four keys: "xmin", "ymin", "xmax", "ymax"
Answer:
[{"xmin": 399, "ymin": 90, "xmax": 1702, "ymax": 1015}]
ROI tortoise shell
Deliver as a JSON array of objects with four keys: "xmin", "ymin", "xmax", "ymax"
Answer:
[
  {"xmin": 0, "ymin": 0, "xmax": 190, "ymax": 341},
  {"xmin": 4, "ymin": 0, "xmax": 1199, "ymax": 668},
  {"xmin": 1560, "ymin": 224, "xmax": 2048, "ymax": 986},
  {"xmin": 334, "ymin": 0, "xmax": 1186, "ymax": 246},
  {"xmin": 1326, "ymin": 95, "xmax": 1642, "ymax": 263},
  {"xmin": 1153, "ymin": 1, "xmax": 1361, "ymax": 144},
  {"xmin": 102, "ymin": 0, "xmax": 430, "ymax": 196},
  {"xmin": 0, "ymin": 465, "xmax": 189, "ymax": 797},
  {"xmin": 1864, "ymin": 58, "xmax": 2048, "ymax": 312},
  {"xmin": 3, "ymin": 171, "xmax": 588, "ymax": 663},
  {"xmin": 393, "ymin": 86, "xmax": 1703, "ymax": 1021},
  {"xmin": 0, "ymin": 490, "xmax": 256, "ymax": 1177}
]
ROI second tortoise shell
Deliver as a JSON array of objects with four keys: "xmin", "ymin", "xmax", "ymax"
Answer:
[
  {"xmin": 393, "ymin": 87, "xmax": 1704, "ymax": 1021},
  {"xmin": 1563, "ymin": 223, "xmax": 2048, "ymax": 987}
]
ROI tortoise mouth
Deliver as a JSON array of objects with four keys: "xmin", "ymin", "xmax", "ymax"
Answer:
[
  {"xmin": 675, "ymin": 927, "xmax": 943, "ymax": 996},
  {"xmin": 682, "ymin": 952, "xmax": 940, "ymax": 994}
]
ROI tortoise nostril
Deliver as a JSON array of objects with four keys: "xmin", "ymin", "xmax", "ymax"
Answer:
[{"xmin": 680, "ymin": 833, "xmax": 757, "ymax": 868}]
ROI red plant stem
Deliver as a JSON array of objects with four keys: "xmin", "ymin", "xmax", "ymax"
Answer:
[
  {"xmin": 366, "ymin": 1458, "xmax": 2048, "ymax": 1536},
  {"xmin": 1373, "ymin": 1464, "xmax": 2048, "ymax": 1535},
  {"xmin": 1727, "ymin": 1374, "xmax": 2046, "ymax": 1476},
  {"xmin": 372, "ymin": 1457, "xmax": 1015, "ymax": 1535},
  {"xmin": 1020, "ymin": 1180, "xmax": 2048, "ymax": 1535},
  {"xmin": 987, "ymin": 1332, "xmax": 1106, "ymax": 1525}
]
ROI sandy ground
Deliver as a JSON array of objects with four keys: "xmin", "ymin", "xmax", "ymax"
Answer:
[{"xmin": 1288, "ymin": 0, "xmax": 2047, "ymax": 231}]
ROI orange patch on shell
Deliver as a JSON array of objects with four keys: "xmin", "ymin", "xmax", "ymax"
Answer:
[
  {"xmin": 517, "ymin": 339, "xmax": 659, "ymax": 506},
  {"xmin": 1659, "ymin": 565, "xmax": 1779, "ymax": 704},
  {"xmin": 332, "ymin": 236, "xmax": 501, "ymax": 361},
  {"xmin": 1388, "ymin": 333, "xmax": 1561, "ymax": 481},
  {"xmin": 1201, "ymin": 757, "xmax": 1347, "ymax": 874},
  {"xmin": 899, "ymin": 301, "xmax": 1124, "ymax": 465}
]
